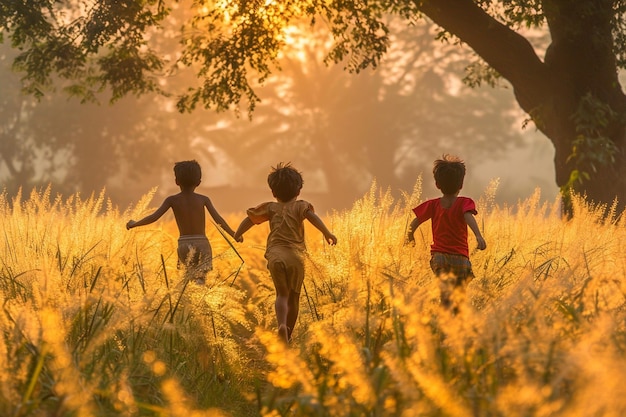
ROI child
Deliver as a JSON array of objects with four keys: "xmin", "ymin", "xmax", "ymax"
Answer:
[
  {"xmin": 406, "ymin": 154, "xmax": 486, "ymax": 310},
  {"xmin": 234, "ymin": 163, "xmax": 337, "ymax": 343},
  {"xmin": 126, "ymin": 160, "xmax": 238, "ymax": 283}
]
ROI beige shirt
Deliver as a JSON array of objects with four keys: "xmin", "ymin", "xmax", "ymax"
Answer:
[{"xmin": 247, "ymin": 200, "xmax": 314, "ymax": 252}]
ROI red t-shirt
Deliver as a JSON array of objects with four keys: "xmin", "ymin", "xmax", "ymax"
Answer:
[{"xmin": 412, "ymin": 197, "xmax": 477, "ymax": 258}]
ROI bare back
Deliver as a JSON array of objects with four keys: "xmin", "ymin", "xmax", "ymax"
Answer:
[{"xmin": 168, "ymin": 191, "xmax": 210, "ymax": 236}]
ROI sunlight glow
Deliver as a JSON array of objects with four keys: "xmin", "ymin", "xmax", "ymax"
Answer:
[{"xmin": 281, "ymin": 26, "xmax": 308, "ymax": 62}]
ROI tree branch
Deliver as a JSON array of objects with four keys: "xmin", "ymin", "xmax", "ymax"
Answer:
[{"xmin": 417, "ymin": 0, "xmax": 550, "ymax": 112}]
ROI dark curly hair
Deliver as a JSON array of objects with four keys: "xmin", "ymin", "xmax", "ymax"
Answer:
[
  {"xmin": 268, "ymin": 162, "xmax": 303, "ymax": 202},
  {"xmin": 433, "ymin": 154, "xmax": 466, "ymax": 195},
  {"xmin": 174, "ymin": 160, "xmax": 202, "ymax": 188}
]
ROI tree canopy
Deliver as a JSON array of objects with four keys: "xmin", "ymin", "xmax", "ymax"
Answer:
[{"xmin": 1, "ymin": 0, "xmax": 625, "ymax": 211}]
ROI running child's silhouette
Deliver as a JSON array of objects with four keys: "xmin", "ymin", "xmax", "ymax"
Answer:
[
  {"xmin": 126, "ymin": 160, "xmax": 238, "ymax": 283},
  {"xmin": 407, "ymin": 154, "xmax": 486, "ymax": 310},
  {"xmin": 234, "ymin": 162, "xmax": 337, "ymax": 343}
]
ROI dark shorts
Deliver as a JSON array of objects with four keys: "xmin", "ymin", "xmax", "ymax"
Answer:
[
  {"xmin": 430, "ymin": 252, "xmax": 474, "ymax": 285},
  {"xmin": 266, "ymin": 247, "xmax": 305, "ymax": 294},
  {"xmin": 177, "ymin": 235, "xmax": 212, "ymax": 274}
]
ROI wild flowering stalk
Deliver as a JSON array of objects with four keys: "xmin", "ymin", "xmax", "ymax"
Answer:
[
  {"xmin": 2, "ymin": 183, "xmax": 625, "ymax": 416},
  {"xmin": 257, "ymin": 182, "xmax": 626, "ymax": 416},
  {"xmin": 0, "ymin": 188, "xmax": 255, "ymax": 415},
  {"xmin": 40, "ymin": 305, "xmax": 97, "ymax": 416},
  {"xmin": 159, "ymin": 377, "xmax": 231, "ymax": 417},
  {"xmin": 258, "ymin": 184, "xmax": 425, "ymax": 415}
]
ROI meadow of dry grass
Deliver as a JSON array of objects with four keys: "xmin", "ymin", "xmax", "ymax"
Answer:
[{"xmin": 0, "ymin": 182, "xmax": 625, "ymax": 416}]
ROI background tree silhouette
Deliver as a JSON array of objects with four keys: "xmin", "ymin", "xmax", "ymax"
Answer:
[
  {"xmin": 1, "ymin": 6, "xmax": 554, "ymax": 211},
  {"xmin": 3, "ymin": 0, "xmax": 621, "ymax": 211},
  {"xmin": 0, "ymin": 45, "xmax": 231, "ymax": 206},
  {"xmin": 193, "ymin": 19, "xmax": 527, "ymax": 209}
]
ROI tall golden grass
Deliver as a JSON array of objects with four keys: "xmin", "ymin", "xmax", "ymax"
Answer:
[{"xmin": 0, "ymin": 181, "xmax": 624, "ymax": 416}]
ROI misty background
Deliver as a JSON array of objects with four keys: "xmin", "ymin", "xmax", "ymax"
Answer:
[{"xmin": 0, "ymin": 16, "xmax": 558, "ymax": 215}]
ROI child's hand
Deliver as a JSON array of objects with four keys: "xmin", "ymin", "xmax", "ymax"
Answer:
[
  {"xmin": 325, "ymin": 233, "xmax": 337, "ymax": 245},
  {"xmin": 126, "ymin": 220, "xmax": 136, "ymax": 230},
  {"xmin": 233, "ymin": 233, "xmax": 244, "ymax": 243},
  {"xmin": 405, "ymin": 233, "xmax": 415, "ymax": 246},
  {"xmin": 476, "ymin": 236, "xmax": 486, "ymax": 250}
]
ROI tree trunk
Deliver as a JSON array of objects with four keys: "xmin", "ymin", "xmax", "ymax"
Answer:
[{"xmin": 419, "ymin": 0, "xmax": 626, "ymax": 214}]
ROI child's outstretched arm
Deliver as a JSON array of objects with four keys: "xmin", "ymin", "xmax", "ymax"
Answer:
[
  {"xmin": 305, "ymin": 211, "xmax": 337, "ymax": 245},
  {"xmin": 464, "ymin": 212, "xmax": 486, "ymax": 250},
  {"xmin": 204, "ymin": 197, "xmax": 237, "ymax": 237},
  {"xmin": 233, "ymin": 217, "xmax": 254, "ymax": 243},
  {"xmin": 406, "ymin": 217, "xmax": 423, "ymax": 244},
  {"xmin": 127, "ymin": 198, "xmax": 172, "ymax": 230}
]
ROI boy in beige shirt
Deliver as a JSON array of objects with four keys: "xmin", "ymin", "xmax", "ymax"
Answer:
[{"xmin": 234, "ymin": 163, "xmax": 337, "ymax": 343}]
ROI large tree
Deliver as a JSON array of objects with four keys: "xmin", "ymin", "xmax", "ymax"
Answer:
[{"xmin": 1, "ymin": 1, "xmax": 624, "ymax": 210}]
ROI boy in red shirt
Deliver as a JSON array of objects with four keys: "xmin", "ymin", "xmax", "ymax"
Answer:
[{"xmin": 407, "ymin": 154, "xmax": 486, "ymax": 310}]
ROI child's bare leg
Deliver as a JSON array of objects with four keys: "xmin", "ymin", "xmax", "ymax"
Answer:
[
  {"xmin": 437, "ymin": 273, "xmax": 454, "ymax": 309},
  {"xmin": 275, "ymin": 294, "xmax": 289, "ymax": 342},
  {"xmin": 271, "ymin": 264, "xmax": 290, "ymax": 343},
  {"xmin": 286, "ymin": 290, "xmax": 300, "ymax": 340}
]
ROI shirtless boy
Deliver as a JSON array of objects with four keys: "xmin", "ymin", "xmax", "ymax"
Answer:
[{"xmin": 127, "ymin": 160, "xmax": 238, "ymax": 282}]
